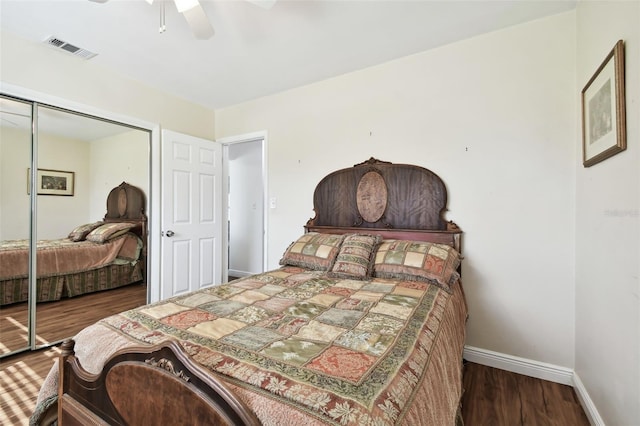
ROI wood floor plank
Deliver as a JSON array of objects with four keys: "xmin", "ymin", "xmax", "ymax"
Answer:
[
  {"xmin": 461, "ymin": 362, "xmax": 590, "ymax": 426},
  {"xmin": 0, "ymin": 347, "xmax": 60, "ymax": 426},
  {"xmin": 1, "ymin": 283, "xmax": 147, "ymax": 426},
  {"xmin": 1, "ymin": 283, "xmax": 147, "ymax": 355}
]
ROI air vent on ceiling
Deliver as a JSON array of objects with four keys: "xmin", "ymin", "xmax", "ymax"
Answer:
[{"xmin": 43, "ymin": 36, "xmax": 97, "ymax": 60}]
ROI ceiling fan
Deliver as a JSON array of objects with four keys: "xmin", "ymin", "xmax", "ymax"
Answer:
[{"xmin": 89, "ymin": 0, "xmax": 276, "ymax": 40}]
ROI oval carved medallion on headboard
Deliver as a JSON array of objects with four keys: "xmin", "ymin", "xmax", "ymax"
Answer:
[
  {"xmin": 356, "ymin": 171, "xmax": 388, "ymax": 223},
  {"xmin": 117, "ymin": 188, "xmax": 128, "ymax": 217}
]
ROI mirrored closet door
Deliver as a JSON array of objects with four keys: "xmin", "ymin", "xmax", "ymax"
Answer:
[
  {"xmin": 0, "ymin": 96, "xmax": 33, "ymax": 355},
  {"xmin": 0, "ymin": 95, "xmax": 151, "ymax": 357}
]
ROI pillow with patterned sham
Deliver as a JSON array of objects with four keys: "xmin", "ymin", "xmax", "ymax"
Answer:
[
  {"xmin": 86, "ymin": 222, "xmax": 137, "ymax": 244},
  {"xmin": 328, "ymin": 234, "xmax": 382, "ymax": 280},
  {"xmin": 279, "ymin": 232, "xmax": 345, "ymax": 271},
  {"xmin": 373, "ymin": 240, "xmax": 461, "ymax": 292},
  {"xmin": 68, "ymin": 221, "xmax": 104, "ymax": 242}
]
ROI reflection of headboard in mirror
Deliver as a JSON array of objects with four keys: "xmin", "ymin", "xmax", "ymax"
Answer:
[
  {"xmin": 305, "ymin": 158, "xmax": 461, "ymax": 251},
  {"xmin": 104, "ymin": 182, "xmax": 146, "ymax": 222},
  {"xmin": 104, "ymin": 182, "xmax": 148, "ymax": 280}
]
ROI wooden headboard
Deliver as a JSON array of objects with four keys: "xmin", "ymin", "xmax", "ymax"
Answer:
[
  {"xmin": 104, "ymin": 182, "xmax": 146, "ymax": 223},
  {"xmin": 305, "ymin": 158, "xmax": 461, "ymax": 251},
  {"xmin": 103, "ymin": 181, "xmax": 148, "ymax": 280}
]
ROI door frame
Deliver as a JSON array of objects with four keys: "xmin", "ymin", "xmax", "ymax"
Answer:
[{"xmin": 217, "ymin": 131, "xmax": 268, "ymax": 282}]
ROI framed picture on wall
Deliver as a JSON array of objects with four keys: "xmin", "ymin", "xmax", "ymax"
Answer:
[
  {"xmin": 27, "ymin": 168, "xmax": 75, "ymax": 196},
  {"xmin": 581, "ymin": 39, "xmax": 626, "ymax": 167}
]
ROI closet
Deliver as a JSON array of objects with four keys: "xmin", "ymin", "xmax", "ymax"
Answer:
[{"xmin": 0, "ymin": 95, "xmax": 151, "ymax": 357}]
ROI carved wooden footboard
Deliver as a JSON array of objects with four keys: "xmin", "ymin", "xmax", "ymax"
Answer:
[{"xmin": 58, "ymin": 339, "xmax": 261, "ymax": 426}]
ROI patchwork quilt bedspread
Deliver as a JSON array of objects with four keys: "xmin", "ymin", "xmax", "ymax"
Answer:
[{"xmin": 36, "ymin": 266, "xmax": 467, "ymax": 425}]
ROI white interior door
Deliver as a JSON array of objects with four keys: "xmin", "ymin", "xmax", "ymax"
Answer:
[{"xmin": 161, "ymin": 130, "xmax": 222, "ymax": 300}]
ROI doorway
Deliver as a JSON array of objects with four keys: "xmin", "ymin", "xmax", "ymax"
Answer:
[{"xmin": 220, "ymin": 133, "xmax": 267, "ymax": 282}]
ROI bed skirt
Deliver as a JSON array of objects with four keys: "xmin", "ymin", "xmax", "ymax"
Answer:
[{"xmin": 0, "ymin": 262, "xmax": 143, "ymax": 306}]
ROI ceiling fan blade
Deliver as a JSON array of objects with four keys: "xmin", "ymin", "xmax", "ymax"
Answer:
[
  {"xmin": 90, "ymin": 0, "xmax": 213, "ymax": 40},
  {"xmin": 245, "ymin": 0, "xmax": 277, "ymax": 10},
  {"xmin": 179, "ymin": 2, "xmax": 214, "ymax": 39}
]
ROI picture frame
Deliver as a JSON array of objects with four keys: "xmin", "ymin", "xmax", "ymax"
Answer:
[
  {"xmin": 581, "ymin": 39, "xmax": 626, "ymax": 167},
  {"xmin": 27, "ymin": 168, "xmax": 75, "ymax": 196}
]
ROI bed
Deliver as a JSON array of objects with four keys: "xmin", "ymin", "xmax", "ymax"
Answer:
[
  {"xmin": 0, "ymin": 182, "xmax": 147, "ymax": 306},
  {"xmin": 31, "ymin": 158, "xmax": 467, "ymax": 426}
]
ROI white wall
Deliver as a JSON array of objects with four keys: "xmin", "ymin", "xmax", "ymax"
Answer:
[
  {"xmin": 89, "ymin": 129, "xmax": 150, "ymax": 221},
  {"xmin": 575, "ymin": 1, "xmax": 640, "ymax": 424},
  {"xmin": 0, "ymin": 125, "xmax": 32, "ymax": 240},
  {"xmin": 216, "ymin": 12, "xmax": 577, "ymax": 368},
  {"xmin": 0, "ymin": 126, "xmax": 92, "ymax": 240},
  {"xmin": 36, "ymin": 132, "xmax": 92, "ymax": 239}
]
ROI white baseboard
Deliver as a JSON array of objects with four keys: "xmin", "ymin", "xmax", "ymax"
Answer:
[
  {"xmin": 573, "ymin": 372, "xmax": 605, "ymax": 426},
  {"xmin": 463, "ymin": 346, "xmax": 605, "ymax": 426},
  {"xmin": 463, "ymin": 345, "xmax": 573, "ymax": 385},
  {"xmin": 228, "ymin": 269, "xmax": 252, "ymax": 278}
]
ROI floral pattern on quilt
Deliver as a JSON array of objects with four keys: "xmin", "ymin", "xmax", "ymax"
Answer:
[{"xmin": 101, "ymin": 266, "xmax": 451, "ymax": 425}]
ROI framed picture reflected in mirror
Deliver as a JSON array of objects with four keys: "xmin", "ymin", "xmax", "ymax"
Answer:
[{"xmin": 27, "ymin": 168, "xmax": 75, "ymax": 196}]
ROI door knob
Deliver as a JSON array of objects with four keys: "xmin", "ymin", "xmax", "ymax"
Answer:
[{"xmin": 164, "ymin": 230, "xmax": 175, "ymax": 237}]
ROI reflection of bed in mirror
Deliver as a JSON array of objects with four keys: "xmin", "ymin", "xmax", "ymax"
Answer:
[{"xmin": 0, "ymin": 182, "xmax": 147, "ymax": 307}]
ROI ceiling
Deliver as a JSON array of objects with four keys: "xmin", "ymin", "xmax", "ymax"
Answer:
[{"xmin": 1, "ymin": 0, "xmax": 576, "ymax": 111}]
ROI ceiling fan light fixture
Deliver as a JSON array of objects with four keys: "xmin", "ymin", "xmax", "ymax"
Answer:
[
  {"xmin": 182, "ymin": 4, "xmax": 215, "ymax": 39},
  {"xmin": 145, "ymin": 0, "xmax": 154, "ymax": 4},
  {"xmin": 174, "ymin": 0, "xmax": 199, "ymax": 13}
]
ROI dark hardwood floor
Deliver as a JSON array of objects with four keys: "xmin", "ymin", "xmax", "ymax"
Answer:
[
  {"xmin": 461, "ymin": 362, "xmax": 590, "ymax": 425},
  {"xmin": 1, "ymin": 283, "xmax": 148, "ymax": 356},
  {"xmin": 1, "ymin": 346, "xmax": 60, "ymax": 425},
  {"xmin": 1, "ymin": 283, "xmax": 147, "ymax": 425},
  {"xmin": 1, "ymin": 283, "xmax": 590, "ymax": 425}
]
